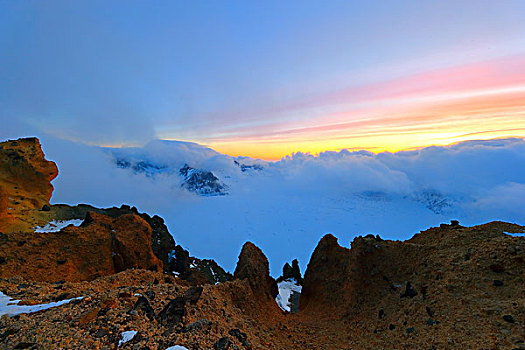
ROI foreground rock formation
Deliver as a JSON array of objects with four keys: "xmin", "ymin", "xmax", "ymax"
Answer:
[
  {"xmin": 1, "ymin": 221, "xmax": 522, "ymax": 349},
  {"xmin": 0, "ymin": 137, "xmax": 523, "ymax": 349},
  {"xmin": 0, "ymin": 212, "xmax": 163, "ymax": 282},
  {"xmin": 46, "ymin": 203, "xmax": 231, "ymax": 284},
  {"xmin": 0, "ymin": 138, "xmax": 58, "ymax": 233},
  {"xmin": 233, "ymin": 242, "xmax": 278, "ymax": 301},
  {"xmin": 300, "ymin": 222, "xmax": 524, "ymax": 348}
]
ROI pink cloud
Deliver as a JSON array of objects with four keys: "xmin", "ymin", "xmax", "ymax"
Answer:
[{"xmin": 192, "ymin": 55, "xmax": 525, "ymax": 145}]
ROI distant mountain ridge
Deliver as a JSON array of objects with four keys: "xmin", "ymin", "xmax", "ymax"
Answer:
[{"xmin": 109, "ymin": 139, "xmax": 265, "ymax": 196}]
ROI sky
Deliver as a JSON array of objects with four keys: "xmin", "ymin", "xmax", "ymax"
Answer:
[{"xmin": 1, "ymin": 1, "xmax": 524, "ymax": 159}]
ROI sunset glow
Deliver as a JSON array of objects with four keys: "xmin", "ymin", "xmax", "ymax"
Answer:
[
  {"xmin": 2, "ymin": 1, "xmax": 525, "ymax": 160},
  {"xmin": 163, "ymin": 56, "xmax": 525, "ymax": 160}
]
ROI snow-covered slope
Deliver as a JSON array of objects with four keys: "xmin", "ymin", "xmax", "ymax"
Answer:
[
  {"xmin": 276, "ymin": 279, "xmax": 302, "ymax": 312},
  {"xmin": 110, "ymin": 140, "xmax": 261, "ymax": 196},
  {"xmin": 41, "ymin": 136, "xmax": 525, "ymax": 275}
]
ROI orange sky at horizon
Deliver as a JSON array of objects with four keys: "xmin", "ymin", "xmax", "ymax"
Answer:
[{"xmin": 183, "ymin": 56, "xmax": 525, "ymax": 160}]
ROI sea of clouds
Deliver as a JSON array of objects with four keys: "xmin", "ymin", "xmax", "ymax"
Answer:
[{"xmin": 18, "ymin": 135, "xmax": 525, "ymax": 274}]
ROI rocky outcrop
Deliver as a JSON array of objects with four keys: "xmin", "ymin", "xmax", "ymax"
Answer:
[
  {"xmin": 0, "ymin": 221, "xmax": 523, "ymax": 349},
  {"xmin": 168, "ymin": 245, "xmax": 232, "ymax": 285},
  {"xmin": 37, "ymin": 204, "xmax": 231, "ymax": 284},
  {"xmin": 0, "ymin": 211, "xmax": 162, "ymax": 282},
  {"xmin": 300, "ymin": 221, "xmax": 524, "ymax": 348},
  {"xmin": 49, "ymin": 204, "xmax": 175, "ymax": 272},
  {"xmin": 299, "ymin": 234, "xmax": 352, "ymax": 314},
  {"xmin": 1, "ymin": 137, "xmax": 524, "ymax": 349},
  {"xmin": 233, "ymin": 242, "xmax": 278, "ymax": 300},
  {"xmin": 0, "ymin": 138, "xmax": 58, "ymax": 233},
  {"xmin": 277, "ymin": 258, "xmax": 302, "ymax": 283}
]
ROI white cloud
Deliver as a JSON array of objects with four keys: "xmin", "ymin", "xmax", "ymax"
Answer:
[
  {"xmin": 32, "ymin": 136, "xmax": 525, "ymax": 275},
  {"xmin": 473, "ymin": 182, "xmax": 525, "ymax": 220}
]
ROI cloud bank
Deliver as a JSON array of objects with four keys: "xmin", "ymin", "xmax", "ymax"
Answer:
[{"xmin": 31, "ymin": 136, "xmax": 524, "ymax": 275}]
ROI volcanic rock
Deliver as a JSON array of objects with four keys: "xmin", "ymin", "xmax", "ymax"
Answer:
[
  {"xmin": 0, "ymin": 221, "xmax": 523, "ymax": 349},
  {"xmin": 0, "ymin": 138, "xmax": 58, "ymax": 232},
  {"xmin": 48, "ymin": 203, "xmax": 176, "ymax": 272},
  {"xmin": 400, "ymin": 282, "xmax": 418, "ymax": 298},
  {"xmin": 157, "ymin": 296, "xmax": 187, "ymax": 325},
  {"xmin": 213, "ymin": 337, "xmax": 232, "ymax": 350},
  {"xmin": 493, "ymin": 279, "xmax": 504, "ymax": 287},
  {"xmin": 0, "ymin": 211, "xmax": 162, "ymax": 282},
  {"xmin": 299, "ymin": 234, "xmax": 352, "ymax": 314},
  {"xmin": 184, "ymin": 319, "xmax": 212, "ymax": 333},
  {"xmin": 228, "ymin": 328, "xmax": 251, "ymax": 349},
  {"xmin": 233, "ymin": 242, "xmax": 278, "ymax": 300},
  {"xmin": 299, "ymin": 220, "xmax": 524, "ymax": 348},
  {"xmin": 183, "ymin": 286, "xmax": 203, "ymax": 304},
  {"xmin": 133, "ymin": 296, "xmax": 155, "ymax": 321},
  {"xmin": 277, "ymin": 258, "xmax": 302, "ymax": 283},
  {"xmin": 167, "ymin": 244, "xmax": 231, "ymax": 284}
]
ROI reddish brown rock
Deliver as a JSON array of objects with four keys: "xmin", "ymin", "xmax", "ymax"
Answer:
[
  {"xmin": 0, "ymin": 138, "xmax": 58, "ymax": 232},
  {"xmin": 0, "ymin": 222, "xmax": 523, "ymax": 350},
  {"xmin": 298, "ymin": 221, "xmax": 524, "ymax": 348},
  {"xmin": 299, "ymin": 234, "xmax": 351, "ymax": 314},
  {"xmin": 233, "ymin": 242, "xmax": 278, "ymax": 300},
  {"xmin": 50, "ymin": 203, "xmax": 178, "ymax": 272},
  {"xmin": 0, "ymin": 211, "xmax": 162, "ymax": 282}
]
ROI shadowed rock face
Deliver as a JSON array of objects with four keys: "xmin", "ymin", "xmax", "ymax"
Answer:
[
  {"xmin": 0, "ymin": 211, "xmax": 163, "ymax": 282},
  {"xmin": 301, "ymin": 221, "xmax": 525, "ymax": 323},
  {"xmin": 234, "ymin": 242, "xmax": 278, "ymax": 300},
  {"xmin": 49, "ymin": 204, "xmax": 176, "ymax": 272},
  {"xmin": 47, "ymin": 204, "xmax": 231, "ymax": 285},
  {"xmin": 277, "ymin": 258, "xmax": 302, "ymax": 283},
  {"xmin": 0, "ymin": 138, "xmax": 58, "ymax": 232},
  {"xmin": 300, "ymin": 232, "xmax": 396, "ymax": 315},
  {"xmin": 299, "ymin": 234, "xmax": 352, "ymax": 314},
  {"xmin": 167, "ymin": 245, "xmax": 232, "ymax": 285}
]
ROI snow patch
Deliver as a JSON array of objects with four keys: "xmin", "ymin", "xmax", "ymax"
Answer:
[
  {"xmin": 35, "ymin": 219, "xmax": 83, "ymax": 233},
  {"xmin": 275, "ymin": 279, "xmax": 302, "ymax": 312},
  {"xmin": 118, "ymin": 330, "xmax": 138, "ymax": 346},
  {"xmin": 0, "ymin": 292, "xmax": 82, "ymax": 317},
  {"xmin": 166, "ymin": 346, "xmax": 189, "ymax": 350}
]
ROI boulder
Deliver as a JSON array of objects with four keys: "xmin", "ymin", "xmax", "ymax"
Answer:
[{"xmin": 157, "ymin": 297, "xmax": 186, "ymax": 325}]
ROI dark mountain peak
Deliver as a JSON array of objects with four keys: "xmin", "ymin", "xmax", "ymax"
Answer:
[{"xmin": 179, "ymin": 164, "xmax": 227, "ymax": 196}]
